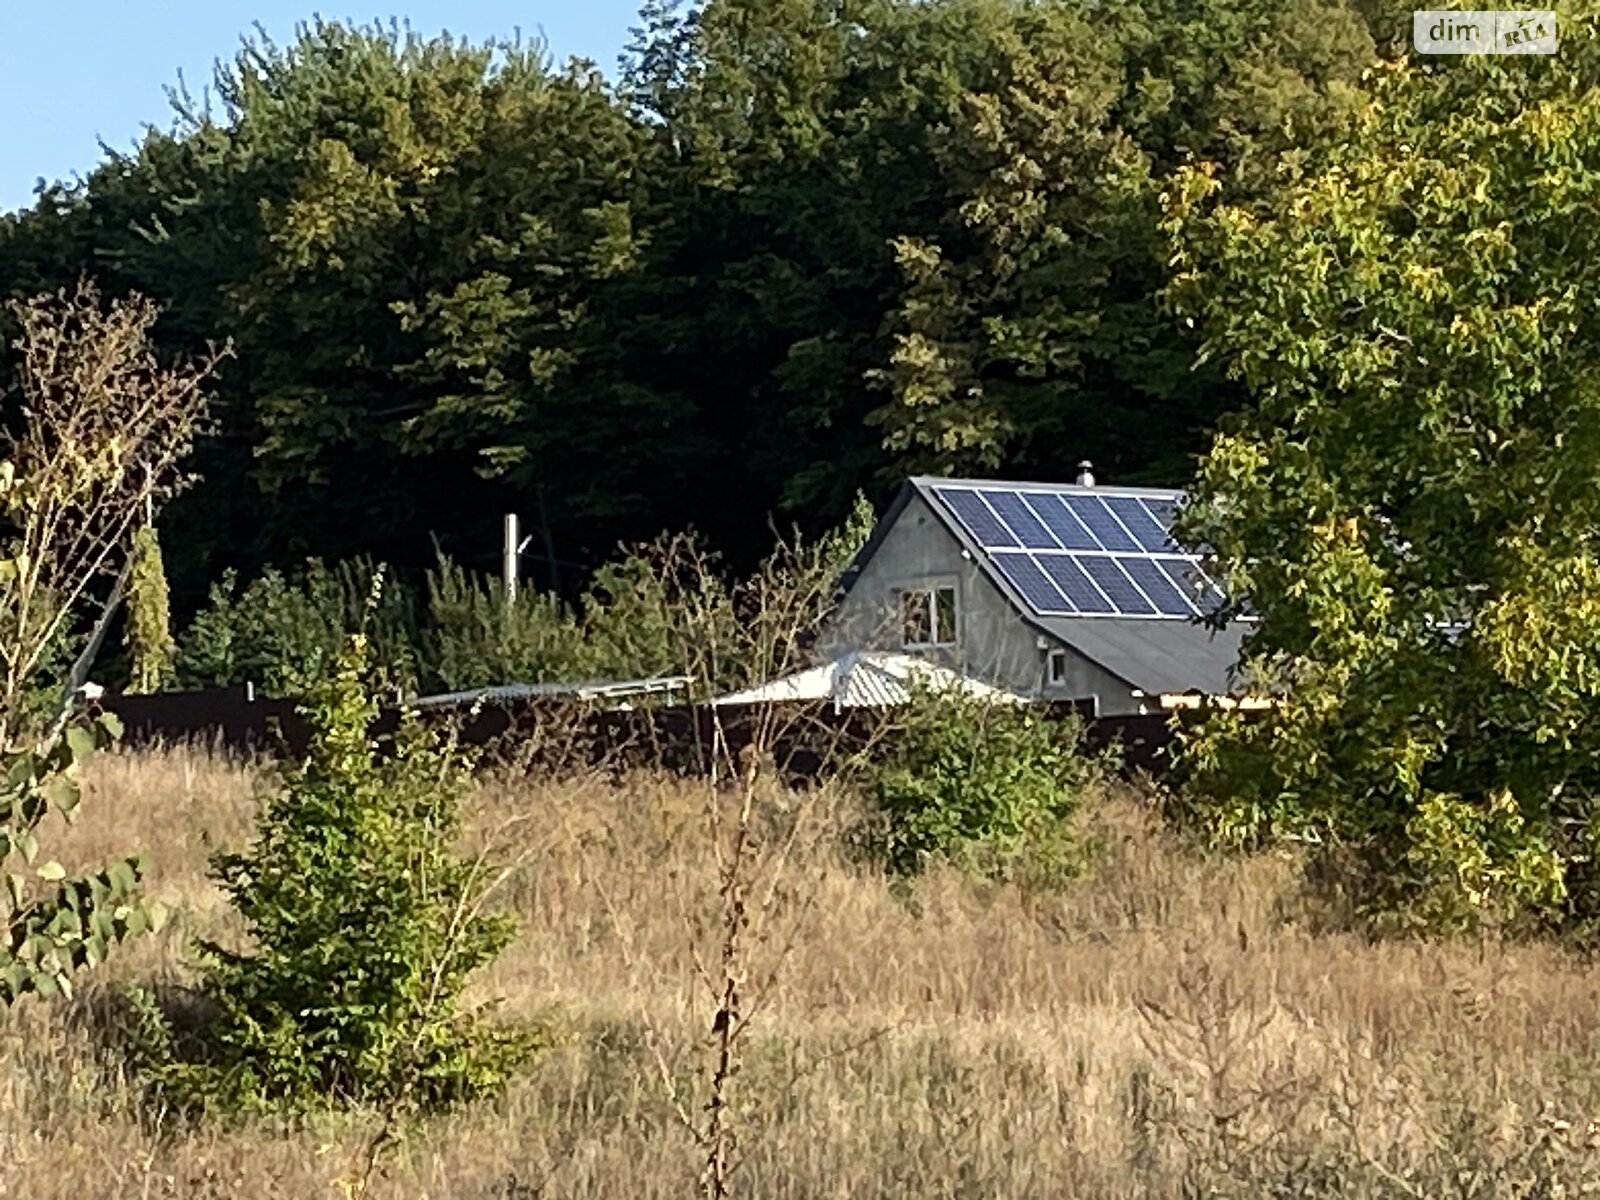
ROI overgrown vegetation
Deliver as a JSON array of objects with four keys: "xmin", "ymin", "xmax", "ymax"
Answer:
[
  {"xmin": 867, "ymin": 686, "xmax": 1109, "ymax": 884},
  {"xmin": 169, "ymin": 494, "xmax": 876, "ymax": 700},
  {"xmin": 12, "ymin": 2, "xmax": 1600, "ymax": 1193},
  {"xmin": 1166, "ymin": 15, "xmax": 1600, "ymax": 936},
  {"xmin": 0, "ymin": 745, "xmax": 1592, "ymax": 1198},
  {"xmin": 0, "ymin": 282, "xmax": 215, "ymax": 1002},
  {"xmin": 131, "ymin": 637, "xmax": 534, "ymax": 1116},
  {"xmin": 176, "ymin": 557, "xmax": 420, "ymax": 696}
]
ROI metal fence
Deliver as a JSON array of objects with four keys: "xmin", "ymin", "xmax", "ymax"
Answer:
[{"xmin": 102, "ymin": 685, "xmax": 1181, "ymax": 778}]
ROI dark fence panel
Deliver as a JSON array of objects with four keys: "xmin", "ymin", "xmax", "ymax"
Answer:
[
  {"xmin": 1082, "ymin": 713, "xmax": 1181, "ymax": 775},
  {"xmin": 102, "ymin": 688, "xmax": 1183, "ymax": 779},
  {"xmin": 107, "ymin": 685, "xmax": 311, "ymax": 755}
]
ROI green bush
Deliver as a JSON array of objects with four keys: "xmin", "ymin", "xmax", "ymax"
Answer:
[
  {"xmin": 422, "ymin": 555, "xmax": 586, "ymax": 691},
  {"xmin": 573, "ymin": 502, "xmax": 874, "ymax": 697},
  {"xmin": 132, "ymin": 636, "xmax": 533, "ymax": 1115},
  {"xmin": 0, "ymin": 714, "xmax": 161, "ymax": 1004},
  {"xmin": 868, "ymin": 688, "xmax": 1111, "ymax": 885},
  {"xmin": 577, "ymin": 536, "xmax": 741, "ymax": 693},
  {"xmin": 124, "ymin": 525, "xmax": 176, "ymax": 694},
  {"xmin": 176, "ymin": 558, "xmax": 419, "ymax": 696}
]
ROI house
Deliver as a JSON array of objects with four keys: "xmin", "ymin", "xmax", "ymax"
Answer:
[{"xmin": 817, "ymin": 473, "xmax": 1250, "ymax": 716}]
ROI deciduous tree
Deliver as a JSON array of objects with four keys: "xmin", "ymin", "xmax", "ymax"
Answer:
[
  {"xmin": 1167, "ymin": 22, "xmax": 1600, "ymax": 931},
  {"xmin": 0, "ymin": 280, "xmax": 218, "ymax": 1000}
]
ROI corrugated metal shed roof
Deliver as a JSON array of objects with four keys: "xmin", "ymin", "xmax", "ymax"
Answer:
[{"xmin": 714, "ymin": 651, "xmax": 1026, "ymax": 710}]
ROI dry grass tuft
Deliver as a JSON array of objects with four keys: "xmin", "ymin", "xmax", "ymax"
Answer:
[{"xmin": 6, "ymin": 744, "xmax": 1600, "ymax": 1197}]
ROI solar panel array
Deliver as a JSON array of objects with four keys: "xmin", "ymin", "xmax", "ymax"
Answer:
[{"xmin": 931, "ymin": 485, "xmax": 1224, "ymax": 620}]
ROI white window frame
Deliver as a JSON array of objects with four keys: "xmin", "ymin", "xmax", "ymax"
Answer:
[
  {"xmin": 900, "ymin": 583, "xmax": 958, "ymax": 649},
  {"xmin": 1046, "ymin": 648, "xmax": 1069, "ymax": 687}
]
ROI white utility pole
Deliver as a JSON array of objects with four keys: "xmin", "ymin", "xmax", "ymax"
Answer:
[{"xmin": 503, "ymin": 512, "xmax": 521, "ymax": 605}]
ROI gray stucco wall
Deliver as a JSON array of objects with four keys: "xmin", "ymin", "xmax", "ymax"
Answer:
[{"xmin": 819, "ymin": 494, "xmax": 1141, "ymax": 713}]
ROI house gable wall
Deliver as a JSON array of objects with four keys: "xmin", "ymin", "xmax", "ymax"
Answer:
[{"xmin": 820, "ymin": 492, "xmax": 1140, "ymax": 712}]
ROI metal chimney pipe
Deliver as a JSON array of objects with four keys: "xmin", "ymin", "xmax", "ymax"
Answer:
[{"xmin": 1075, "ymin": 460, "xmax": 1096, "ymax": 487}]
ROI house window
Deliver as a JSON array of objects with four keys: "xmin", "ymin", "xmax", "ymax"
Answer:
[
  {"xmin": 1047, "ymin": 649, "xmax": 1068, "ymax": 687},
  {"xmin": 901, "ymin": 586, "xmax": 957, "ymax": 648}
]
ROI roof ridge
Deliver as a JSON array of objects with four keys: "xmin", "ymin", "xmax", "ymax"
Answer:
[{"xmin": 908, "ymin": 474, "xmax": 1188, "ymax": 499}]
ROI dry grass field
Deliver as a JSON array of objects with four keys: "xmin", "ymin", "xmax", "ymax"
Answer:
[{"xmin": 5, "ymin": 743, "xmax": 1600, "ymax": 1198}]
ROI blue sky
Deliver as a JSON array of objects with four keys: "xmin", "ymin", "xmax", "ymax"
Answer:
[{"xmin": 0, "ymin": 2, "xmax": 646, "ymax": 213}]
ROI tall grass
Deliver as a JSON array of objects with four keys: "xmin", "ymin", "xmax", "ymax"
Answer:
[{"xmin": 9, "ymin": 744, "xmax": 1600, "ymax": 1197}]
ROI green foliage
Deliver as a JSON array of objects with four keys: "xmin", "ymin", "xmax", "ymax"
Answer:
[
  {"xmin": 125, "ymin": 525, "xmax": 176, "ymax": 694},
  {"xmin": 1166, "ymin": 10, "xmax": 1600, "ymax": 934},
  {"xmin": 577, "ymin": 535, "xmax": 740, "ymax": 692},
  {"xmin": 422, "ymin": 555, "xmax": 586, "ymax": 692},
  {"xmin": 169, "ymin": 492, "xmax": 877, "ymax": 703},
  {"xmin": 0, "ymin": 713, "xmax": 162, "ymax": 1004},
  {"xmin": 826, "ymin": 491, "xmax": 878, "ymax": 582},
  {"xmin": 867, "ymin": 688, "xmax": 1108, "ymax": 884},
  {"xmin": 2, "ymin": 618, "xmax": 76, "ymax": 741},
  {"xmin": 0, "ymin": 4, "xmax": 1391, "ymax": 600},
  {"xmin": 176, "ymin": 558, "xmax": 419, "ymax": 696},
  {"xmin": 134, "ymin": 637, "xmax": 533, "ymax": 1114}
]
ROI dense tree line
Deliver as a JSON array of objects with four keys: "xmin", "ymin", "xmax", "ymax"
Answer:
[{"xmin": 0, "ymin": 0, "xmax": 1403, "ymax": 613}]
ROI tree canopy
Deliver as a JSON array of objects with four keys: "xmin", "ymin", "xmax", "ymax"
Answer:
[
  {"xmin": 1169, "ymin": 10, "xmax": 1600, "ymax": 931},
  {"xmin": 0, "ymin": 0, "xmax": 1391, "ymax": 612}
]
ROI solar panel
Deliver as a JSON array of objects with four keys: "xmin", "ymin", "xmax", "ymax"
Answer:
[
  {"xmin": 991, "ymin": 552, "xmax": 1073, "ymax": 615},
  {"xmin": 925, "ymin": 482, "xmax": 1231, "ymax": 621},
  {"xmin": 1062, "ymin": 495, "xmax": 1140, "ymax": 552},
  {"xmin": 1078, "ymin": 556, "xmax": 1157, "ymax": 614},
  {"xmin": 935, "ymin": 488, "xmax": 1018, "ymax": 548},
  {"xmin": 1037, "ymin": 554, "xmax": 1114, "ymax": 614},
  {"xmin": 981, "ymin": 490, "xmax": 1058, "ymax": 549},
  {"xmin": 1118, "ymin": 556, "xmax": 1196, "ymax": 617},
  {"xmin": 1159, "ymin": 558, "xmax": 1225, "ymax": 615},
  {"xmin": 1023, "ymin": 493, "xmax": 1100, "ymax": 551},
  {"xmin": 1105, "ymin": 497, "xmax": 1173, "ymax": 554},
  {"xmin": 1144, "ymin": 497, "xmax": 1181, "ymax": 545}
]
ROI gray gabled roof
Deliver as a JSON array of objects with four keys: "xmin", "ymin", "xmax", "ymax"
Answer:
[
  {"xmin": 1036, "ymin": 615, "xmax": 1247, "ymax": 697},
  {"xmin": 845, "ymin": 476, "xmax": 1250, "ymax": 698}
]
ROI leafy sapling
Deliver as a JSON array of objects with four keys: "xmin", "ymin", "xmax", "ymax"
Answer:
[{"xmin": 134, "ymin": 636, "xmax": 534, "ymax": 1114}]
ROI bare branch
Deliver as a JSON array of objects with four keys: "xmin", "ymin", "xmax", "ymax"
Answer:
[{"xmin": 0, "ymin": 279, "xmax": 225, "ymax": 747}]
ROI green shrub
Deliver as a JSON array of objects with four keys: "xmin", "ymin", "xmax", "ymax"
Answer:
[
  {"xmin": 0, "ymin": 714, "xmax": 161, "ymax": 1003},
  {"xmin": 124, "ymin": 525, "xmax": 177, "ymax": 694},
  {"xmin": 577, "ymin": 535, "xmax": 741, "ymax": 693},
  {"xmin": 176, "ymin": 558, "xmax": 419, "ymax": 696},
  {"xmin": 572, "ymin": 505, "xmax": 872, "ymax": 697},
  {"xmin": 868, "ymin": 688, "xmax": 1111, "ymax": 884},
  {"xmin": 422, "ymin": 555, "xmax": 586, "ymax": 691},
  {"xmin": 132, "ymin": 636, "xmax": 533, "ymax": 1115}
]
